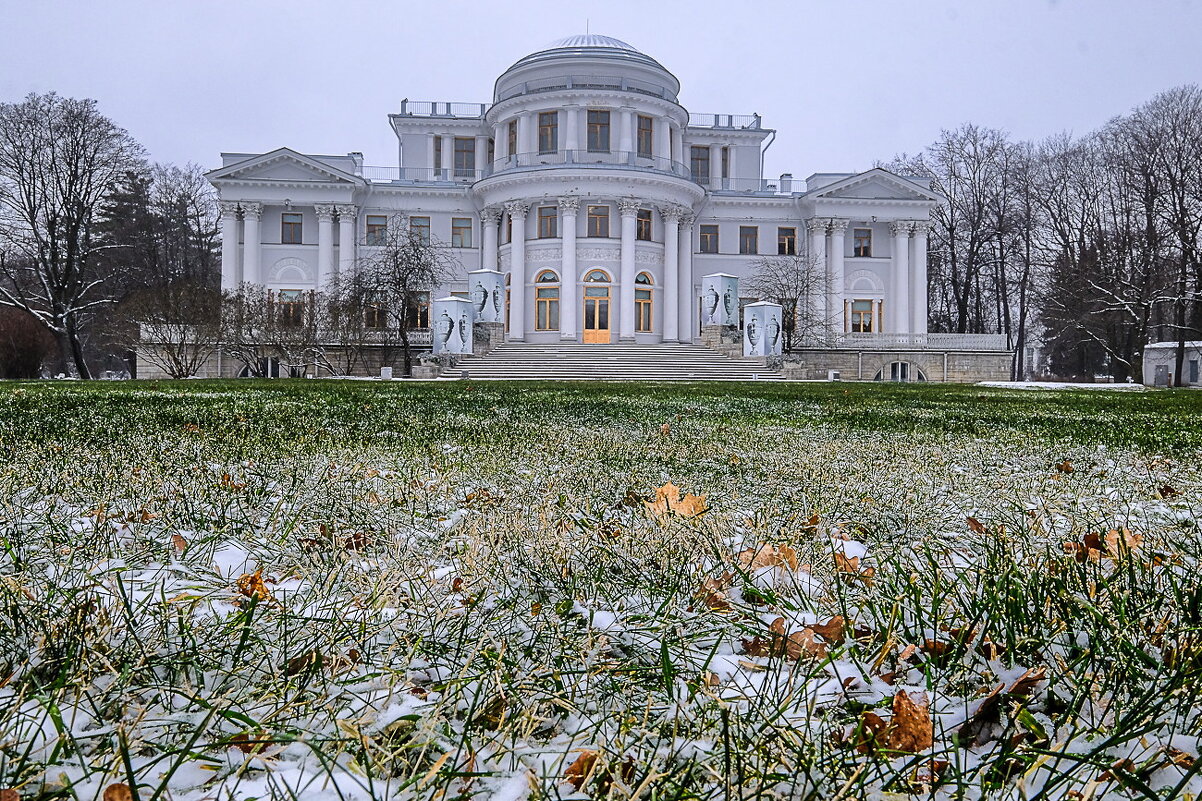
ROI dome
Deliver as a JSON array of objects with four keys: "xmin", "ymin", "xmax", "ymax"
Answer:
[{"xmin": 544, "ymin": 34, "xmax": 642, "ymax": 52}]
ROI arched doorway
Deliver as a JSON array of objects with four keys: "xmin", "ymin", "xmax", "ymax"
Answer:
[{"xmin": 582, "ymin": 269, "xmax": 611, "ymax": 344}]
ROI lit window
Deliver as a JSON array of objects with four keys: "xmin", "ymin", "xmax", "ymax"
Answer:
[
  {"xmin": 854, "ymin": 228, "xmax": 872, "ymax": 257},
  {"xmin": 410, "ymin": 216, "xmax": 431, "ymax": 244},
  {"xmin": 637, "ymin": 115, "xmax": 653, "ymax": 157},
  {"xmin": 699, "ymin": 224, "xmax": 719, "ymax": 254},
  {"xmin": 365, "ymin": 295, "xmax": 387, "ymax": 329},
  {"xmin": 454, "ymin": 137, "xmax": 475, "ymax": 178},
  {"xmin": 739, "ymin": 226, "xmax": 758, "ymax": 255},
  {"xmin": 636, "ymin": 209, "xmax": 652, "ymax": 241},
  {"xmin": 587, "ymin": 206, "xmax": 609, "ymax": 238},
  {"xmin": 537, "ymin": 206, "xmax": 557, "ymax": 238},
  {"xmin": 366, "ymin": 215, "xmax": 387, "ymax": 246},
  {"xmin": 281, "ymin": 213, "xmax": 303, "ymax": 244},
  {"xmin": 778, "ymin": 227, "xmax": 796, "ymax": 255},
  {"xmin": 277, "ymin": 289, "xmax": 304, "ymax": 327},
  {"xmin": 407, "ymin": 291, "xmax": 430, "ymax": 329},
  {"xmin": 850, "ymin": 299, "xmax": 873, "ymax": 333},
  {"xmin": 451, "ymin": 218, "xmax": 473, "ymax": 248},
  {"xmin": 587, "ymin": 110, "xmax": 610, "ymax": 152},
  {"xmin": 538, "ymin": 111, "xmax": 558, "ymax": 154},
  {"xmin": 690, "ymin": 146, "xmax": 710, "ymax": 183}
]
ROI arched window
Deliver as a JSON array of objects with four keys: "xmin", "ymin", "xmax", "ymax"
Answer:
[
  {"xmin": 873, "ymin": 361, "xmax": 927, "ymax": 382},
  {"xmin": 536, "ymin": 270, "xmax": 559, "ymax": 330},
  {"xmin": 635, "ymin": 272, "xmax": 653, "ymax": 333},
  {"xmin": 585, "ymin": 269, "xmax": 610, "ymax": 283}
]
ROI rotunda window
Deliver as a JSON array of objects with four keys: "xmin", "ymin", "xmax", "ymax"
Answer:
[
  {"xmin": 635, "ymin": 272, "xmax": 653, "ymax": 285},
  {"xmin": 585, "ymin": 269, "xmax": 610, "ymax": 282},
  {"xmin": 536, "ymin": 270, "xmax": 559, "ymax": 283}
]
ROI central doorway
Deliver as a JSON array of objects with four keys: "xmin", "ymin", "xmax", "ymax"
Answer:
[{"xmin": 582, "ymin": 269, "xmax": 611, "ymax": 344}]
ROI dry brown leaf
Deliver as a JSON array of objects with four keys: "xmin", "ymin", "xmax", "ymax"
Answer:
[
  {"xmin": 645, "ymin": 482, "xmax": 708, "ymax": 519},
  {"xmin": 236, "ymin": 569, "xmax": 271, "ymax": 602},
  {"xmin": 660, "ymin": 423, "xmax": 671, "ymax": 436},
  {"xmin": 103, "ymin": 785, "xmax": 133, "ymax": 801},
  {"xmin": 966, "ymin": 516, "xmax": 988, "ymax": 535},
  {"xmin": 171, "ymin": 533, "xmax": 188, "ymax": 552},
  {"xmin": 889, "ymin": 690, "xmax": 935, "ymax": 752},
  {"xmin": 737, "ymin": 544, "xmax": 799, "ymax": 571},
  {"xmin": 1158, "ymin": 485, "xmax": 1180, "ymax": 499},
  {"xmin": 786, "ymin": 628, "xmax": 828, "ymax": 661},
  {"xmin": 565, "ymin": 750, "xmax": 599, "ymax": 790},
  {"xmin": 1056, "ymin": 459, "xmax": 1075, "ymax": 473},
  {"xmin": 0, "ymin": 790, "xmax": 20, "ymax": 801},
  {"xmin": 695, "ymin": 575, "xmax": 733, "ymax": 612},
  {"xmin": 809, "ymin": 615, "xmax": 846, "ymax": 642}
]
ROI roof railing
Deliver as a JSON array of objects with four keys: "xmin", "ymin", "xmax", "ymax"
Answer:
[
  {"xmin": 397, "ymin": 100, "xmax": 488, "ymax": 118},
  {"xmin": 687, "ymin": 113, "xmax": 762, "ymax": 130}
]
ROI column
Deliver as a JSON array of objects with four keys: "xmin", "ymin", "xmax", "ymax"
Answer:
[
  {"xmin": 492, "ymin": 122, "xmax": 505, "ymax": 161},
  {"xmin": 481, "ymin": 206, "xmax": 501, "ymax": 271},
  {"xmin": 828, "ymin": 219, "xmax": 848, "ymax": 333},
  {"xmin": 890, "ymin": 221, "xmax": 912, "ymax": 333},
  {"xmin": 618, "ymin": 198, "xmax": 640, "ymax": 340},
  {"xmin": 219, "ymin": 201, "xmax": 240, "ymax": 288},
  {"xmin": 559, "ymin": 196, "xmax": 580, "ymax": 341},
  {"xmin": 427, "ymin": 135, "xmax": 436, "ymax": 174},
  {"xmin": 806, "ymin": 217, "xmax": 828, "ymax": 334},
  {"xmin": 564, "ymin": 104, "xmax": 580, "ymax": 159},
  {"xmin": 618, "ymin": 107, "xmax": 634, "ymax": 161},
  {"xmin": 337, "ymin": 204, "xmax": 357, "ymax": 277},
  {"xmin": 727, "ymin": 146, "xmax": 737, "ymax": 186},
  {"xmin": 241, "ymin": 202, "xmax": 262, "ymax": 284},
  {"xmin": 517, "ymin": 112, "xmax": 533, "ymax": 164},
  {"xmin": 672, "ymin": 126, "xmax": 684, "ymax": 166},
  {"xmin": 910, "ymin": 221, "xmax": 930, "ymax": 334},
  {"xmin": 661, "ymin": 205, "xmax": 681, "ymax": 341},
  {"xmin": 315, "ymin": 204, "xmax": 335, "ymax": 289},
  {"xmin": 440, "ymin": 134, "xmax": 453, "ymax": 179},
  {"xmin": 655, "ymin": 117, "xmax": 671, "ymax": 165},
  {"xmin": 709, "ymin": 143, "xmax": 722, "ymax": 189},
  {"xmin": 678, "ymin": 212, "xmax": 695, "ymax": 341},
  {"xmin": 474, "ymin": 136, "xmax": 488, "ymax": 178},
  {"xmin": 505, "ymin": 201, "xmax": 528, "ymax": 341}
]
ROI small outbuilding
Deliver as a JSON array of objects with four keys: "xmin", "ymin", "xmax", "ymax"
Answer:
[{"xmin": 1142, "ymin": 341, "xmax": 1202, "ymax": 386}]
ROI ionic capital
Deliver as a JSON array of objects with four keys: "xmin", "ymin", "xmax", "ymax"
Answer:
[
  {"xmin": 315, "ymin": 203, "xmax": 337, "ymax": 221},
  {"xmin": 505, "ymin": 200, "xmax": 529, "ymax": 219},
  {"xmin": 558, "ymin": 195, "xmax": 580, "ymax": 214}
]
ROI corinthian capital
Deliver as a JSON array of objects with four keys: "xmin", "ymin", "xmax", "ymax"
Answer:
[
  {"xmin": 315, "ymin": 203, "xmax": 337, "ymax": 221},
  {"xmin": 617, "ymin": 197, "xmax": 642, "ymax": 217},
  {"xmin": 481, "ymin": 205, "xmax": 503, "ymax": 224},
  {"xmin": 827, "ymin": 217, "xmax": 849, "ymax": 233},
  {"xmin": 558, "ymin": 195, "xmax": 580, "ymax": 214},
  {"xmin": 889, "ymin": 220, "xmax": 915, "ymax": 237},
  {"xmin": 678, "ymin": 210, "xmax": 695, "ymax": 228},
  {"xmin": 505, "ymin": 200, "xmax": 529, "ymax": 219},
  {"xmin": 219, "ymin": 200, "xmax": 240, "ymax": 218},
  {"xmin": 911, "ymin": 220, "xmax": 931, "ymax": 236},
  {"xmin": 335, "ymin": 204, "xmax": 358, "ymax": 221},
  {"xmin": 657, "ymin": 203, "xmax": 684, "ymax": 223},
  {"xmin": 805, "ymin": 217, "xmax": 827, "ymax": 234},
  {"xmin": 240, "ymin": 201, "xmax": 262, "ymax": 220}
]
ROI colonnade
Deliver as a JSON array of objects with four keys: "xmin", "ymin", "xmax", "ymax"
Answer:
[
  {"xmin": 482, "ymin": 197, "xmax": 695, "ymax": 342},
  {"xmin": 219, "ymin": 202, "xmax": 358, "ymax": 288},
  {"xmin": 488, "ymin": 107, "xmax": 685, "ymax": 163}
]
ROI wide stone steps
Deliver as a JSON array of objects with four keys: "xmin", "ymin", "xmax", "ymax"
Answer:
[{"xmin": 444, "ymin": 343, "xmax": 784, "ymax": 381}]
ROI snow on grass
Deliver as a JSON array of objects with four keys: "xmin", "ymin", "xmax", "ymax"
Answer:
[
  {"xmin": 0, "ymin": 380, "xmax": 1200, "ymax": 800},
  {"xmin": 978, "ymin": 381, "xmax": 1147, "ymax": 391}
]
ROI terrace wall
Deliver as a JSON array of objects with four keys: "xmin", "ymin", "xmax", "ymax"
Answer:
[{"xmin": 781, "ymin": 349, "xmax": 1012, "ymax": 383}]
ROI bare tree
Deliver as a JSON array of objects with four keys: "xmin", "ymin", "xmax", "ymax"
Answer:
[
  {"xmin": 122, "ymin": 281, "xmax": 223, "ymax": 378},
  {"xmin": 0, "ymin": 93, "xmax": 144, "ymax": 377},
  {"xmin": 221, "ymin": 284, "xmax": 330, "ymax": 378},
  {"xmin": 746, "ymin": 251, "xmax": 830, "ymax": 349},
  {"xmin": 339, "ymin": 217, "xmax": 454, "ymax": 376}
]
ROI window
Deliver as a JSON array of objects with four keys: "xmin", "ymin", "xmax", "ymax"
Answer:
[
  {"xmin": 721, "ymin": 146, "xmax": 730, "ymax": 179},
  {"xmin": 537, "ymin": 206, "xmax": 557, "ymax": 238},
  {"xmin": 853, "ymin": 228, "xmax": 872, "ymax": 257},
  {"xmin": 281, "ymin": 212, "xmax": 303, "ymax": 244},
  {"xmin": 451, "ymin": 218, "xmax": 473, "ymax": 248},
  {"xmin": 454, "ymin": 137, "xmax": 475, "ymax": 177},
  {"xmin": 366, "ymin": 215, "xmax": 387, "ymax": 246},
  {"xmin": 874, "ymin": 361, "xmax": 926, "ymax": 382},
  {"xmin": 636, "ymin": 209, "xmax": 652, "ymax": 241},
  {"xmin": 587, "ymin": 110, "xmax": 610, "ymax": 152},
  {"xmin": 635, "ymin": 273, "xmax": 653, "ymax": 332},
  {"xmin": 433, "ymin": 136, "xmax": 442, "ymax": 170},
  {"xmin": 739, "ymin": 226, "xmax": 758, "ymax": 255},
  {"xmin": 410, "ymin": 216, "xmax": 431, "ymax": 244},
  {"xmin": 690, "ymin": 146, "xmax": 710, "ymax": 183},
  {"xmin": 637, "ymin": 115, "xmax": 653, "ymax": 157},
  {"xmin": 535, "ymin": 271, "xmax": 559, "ymax": 331},
  {"xmin": 538, "ymin": 111, "xmax": 558, "ymax": 154},
  {"xmin": 507, "ymin": 120, "xmax": 517, "ymax": 157},
  {"xmin": 365, "ymin": 296, "xmax": 387, "ymax": 329},
  {"xmin": 407, "ymin": 291, "xmax": 430, "ymax": 329},
  {"xmin": 587, "ymin": 205, "xmax": 610, "ymax": 238},
  {"xmin": 699, "ymin": 224, "xmax": 719, "ymax": 253},
  {"xmin": 585, "ymin": 269, "xmax": 610, "ymax": 282},
  {"xmin": 277, "ymin": 289, "xmax": 304, "ymax": 327},
  {"xmin": 777, "ymin": 227, "xmax": 796, "ymax": 255},
  {"xmin": 850, "ymin": 299, "xmax": 874, "ymax": 333}
]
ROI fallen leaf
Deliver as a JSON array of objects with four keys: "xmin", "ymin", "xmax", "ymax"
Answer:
[
  {"xmin": 645, "ymin": 482, "xmax": 708, "ymax": 519},
  {"xmin": 809, "ymin": 615, "xmax": 846, "ymax": 642},
  {"xmin": 1158, "ymin": 485, "xmax": 1180, "ymax": 499},
  {"xmin": 737, "ymin": 544, "xmax": 799, "ymax": 571},
  {"xmin": 660, "ymin": 423, "xmax": 671, "ymax": 435},
  {"xmin": 236, "ymin": 569, "xmax": 271, "ymax": 602},
  {"xmin": 695, "ymin": 574, "xmax": 733, "ymax": 612},
  {"xmin": 171, "ymin": 533, "xmax": 187, "ymax": 552},
  {"xmin": 103, "ymin": 785, "xmax": 133, "ymax": 801},
  {"xmin": 1056, "ymin": 459, "xmax": 1075, "ymax": 473},
  {"xmin": 0, "ymin": 790, "xmax": 19, "ymax": 801},
  {"xmin": 889, "ymin": 690, "xmax": 935, "ymax": 752},
  {"xmin": 565, "ymin": 750, "xmax": 599, "ymax": 790},
  {"xmin": 966, "ymin": 516, "xmax": 987, "ymax": 535}
]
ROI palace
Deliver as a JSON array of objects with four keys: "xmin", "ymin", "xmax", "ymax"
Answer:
[{"xmin": 204, "ymin": 34, "xmax": 1011, "ymax": 380}]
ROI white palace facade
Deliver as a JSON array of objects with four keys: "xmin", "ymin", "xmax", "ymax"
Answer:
[{"xmin": 206, "ymin": 34, "xmax": 1011, "ymax": 380}]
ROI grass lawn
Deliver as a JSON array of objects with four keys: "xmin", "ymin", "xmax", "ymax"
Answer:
[{"xmin": 1, "ymin": 380, "xmax": 1200, "ymax": 800}]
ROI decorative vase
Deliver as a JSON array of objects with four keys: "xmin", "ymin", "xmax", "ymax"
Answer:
[
  {"xmin": 747, "ymin": 317, "xmax": 760, "ymax": 350},
  {"xmin": 706, "ymin": 285, "xmax": 720, "ymax": 321}
]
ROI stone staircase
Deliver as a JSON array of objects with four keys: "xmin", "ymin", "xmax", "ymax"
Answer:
[{"xmin": 443, "ymin": 342, "xmax": 784, "ymax": 381}]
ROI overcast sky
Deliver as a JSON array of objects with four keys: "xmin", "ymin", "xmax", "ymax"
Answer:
[{"xmin": 2, "ymin": 0, "xmax": 1199, "ymax": 179}]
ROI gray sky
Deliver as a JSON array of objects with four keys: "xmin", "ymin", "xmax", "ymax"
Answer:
[{"xmin": 2, "ymin": 0, "xmax": 1199, "ymax": 179}]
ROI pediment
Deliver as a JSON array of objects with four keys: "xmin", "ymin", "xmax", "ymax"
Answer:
[
  {"xmin": 207, "ymin": 148, "xmax": 363, "ymax": 185},
  {"xmin": 812, "ymin": 169, "xmax": 939, "ymax": 202}
]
